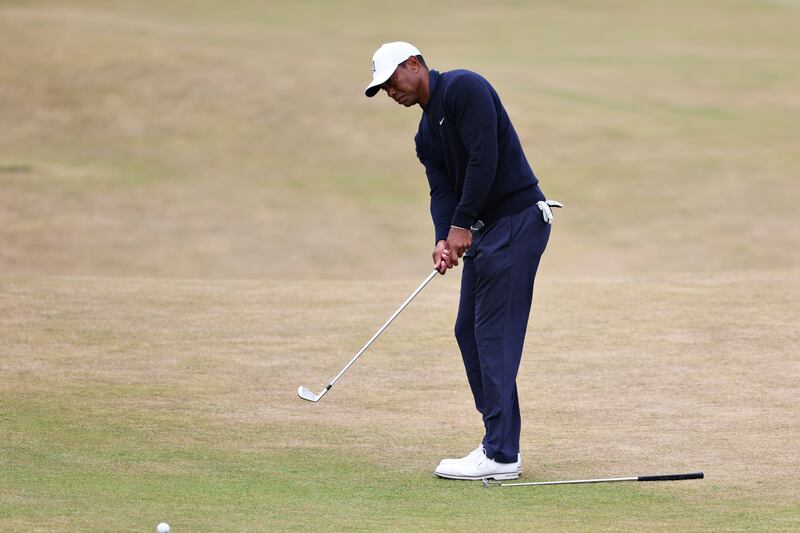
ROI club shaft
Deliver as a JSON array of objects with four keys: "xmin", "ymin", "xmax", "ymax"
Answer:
[
  {"xmin": 325, "ymin": 268, "xmax": 439, "ymax": 390},
  {"xmin": 495, "ymin": 472, "xmax": 703, "ymax": 487},
  {"xmin": 499, "ymin": 477, "xmax": 637, "ymax": 487}
]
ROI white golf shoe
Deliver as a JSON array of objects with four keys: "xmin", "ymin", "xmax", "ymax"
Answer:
[
  {"xmin": 438, "ymin": 445, "xmax": 522, "ymax": 472},
  {"xmin": 434, "ymin": 447, "xmax": 521, "ymax": 481},
  {"xmin": 437, "ymin": 445, "xmax": 484, "ymax": 465}
]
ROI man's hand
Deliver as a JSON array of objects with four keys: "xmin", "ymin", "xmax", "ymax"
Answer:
[
  {"xmin": 447, "ymin": 226, "xmax": 472, "ymax": 259},
  {"xmin": 433, "ymin": 239, "xmax": 458, "ymax": 274}
]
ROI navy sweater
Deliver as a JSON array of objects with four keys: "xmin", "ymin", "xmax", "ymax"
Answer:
[{"xmin": 415, "ymin": 69, "xmax": 544, "ymax": 243}]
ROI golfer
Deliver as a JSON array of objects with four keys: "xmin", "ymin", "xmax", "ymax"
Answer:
[{"xmin": 365, "ymin": 42, "xmax": 560, "ymax": 480}]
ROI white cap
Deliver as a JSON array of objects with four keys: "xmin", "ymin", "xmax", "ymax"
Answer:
[{"xmin": 364, "ymin": 41, "xmax": 421, "ymax": 97}]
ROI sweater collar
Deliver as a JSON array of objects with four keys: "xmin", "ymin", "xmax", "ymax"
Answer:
[{"xmin": 424, "ymin": 69, "xmax": 440, "ymax": 112}]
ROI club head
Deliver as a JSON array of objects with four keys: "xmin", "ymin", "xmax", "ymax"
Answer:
[{"xmin": 297, "ymin": 386, "xmax": 320, "ymax": 402}]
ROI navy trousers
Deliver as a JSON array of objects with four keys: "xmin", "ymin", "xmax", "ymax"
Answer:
[{"xmin": 455, "ymin": 204, "xmax": 550, "ymax": 463}]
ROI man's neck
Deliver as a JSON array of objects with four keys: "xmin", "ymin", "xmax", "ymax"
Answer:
[{"xmin": 418, "ymin": 70, "xmax": 431, "ymax": 109}]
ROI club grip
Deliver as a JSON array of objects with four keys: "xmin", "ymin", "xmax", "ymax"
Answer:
[{"xmin": 638, "ymin": 472, "xmax": 704, "ymax": 482}]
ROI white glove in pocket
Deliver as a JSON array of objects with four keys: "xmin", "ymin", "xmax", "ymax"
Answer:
[{"xmin": 536, "ymin": 200, "xmax": 564, "ymax": 224}]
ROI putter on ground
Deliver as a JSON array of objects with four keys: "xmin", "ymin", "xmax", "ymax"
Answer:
[
  {"xmin": 297, "ymin": 268, "xmax": 440, "ymax": 402},
  {"xmin": 482, "ymin": 471, "xmax": 704, "ymax": 488}
]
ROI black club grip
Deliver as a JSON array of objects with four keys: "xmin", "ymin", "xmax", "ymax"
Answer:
[{"xmin": 638, "ymin": 472, "xmax": 704, "ymax": 482}]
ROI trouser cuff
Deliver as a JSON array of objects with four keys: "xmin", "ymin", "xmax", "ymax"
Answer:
[{"xmin": 486, "ymin": 449, "xmax": 517, "ymax": 464}]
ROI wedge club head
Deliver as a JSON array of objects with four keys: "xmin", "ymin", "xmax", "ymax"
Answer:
[
  {"xmin": 297, "ymin": 386, "xmax": 321, "ymax": 402},
  {"xmin": 298, "ymin": 385, "xmax": 331, "ymax": 402}
]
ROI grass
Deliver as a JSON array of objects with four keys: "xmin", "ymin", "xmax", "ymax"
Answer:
[
  {"xmin": 1, "ymin": 275, "xmax": 798, "ymax": 530},
  {"xmin": 2, "ymin": 0, "xmax": 799, "ymax": 278},
  {"xmin": 1, "ymin": 0, "xmax": 798, "ymax": 530},
  {"xmin": 3, "ymin": 402, "xmax": 792, "ymax": 532}
]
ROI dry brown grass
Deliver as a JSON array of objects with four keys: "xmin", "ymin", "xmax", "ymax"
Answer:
[{"xmin": 2, "ymin": 0, "xmax": 799, "ymax": 279}]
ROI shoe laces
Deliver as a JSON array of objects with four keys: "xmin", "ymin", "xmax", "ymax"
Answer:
[{"xmin": 475, "ymin": 447, "xmax": 488, "ymax": 467}]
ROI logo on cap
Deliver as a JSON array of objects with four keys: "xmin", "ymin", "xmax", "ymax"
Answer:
[{"xmin": 372, "ymin": 60, "xmax": 376, "ymax": 74}]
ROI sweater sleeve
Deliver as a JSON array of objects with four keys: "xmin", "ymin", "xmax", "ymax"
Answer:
[
  {"xmin": 416, "ymin": 132, "xmax": 457, "ymax": 243},
  {"xmin": 447, "ymin": 75, "xmax": 499, "ymax": 229}
]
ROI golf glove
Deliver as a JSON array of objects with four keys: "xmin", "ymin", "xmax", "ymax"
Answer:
[{"xmin": 536, "ymin": 200, "xmax": 563, "ymax": 224}]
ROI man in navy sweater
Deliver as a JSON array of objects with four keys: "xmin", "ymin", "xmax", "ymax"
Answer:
[{"xmin": 365, "ymin": 42, "xmax": 560, "ymax": 481}]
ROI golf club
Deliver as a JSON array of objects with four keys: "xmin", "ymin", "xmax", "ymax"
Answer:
[
  {"xmin": 482, "ymin": 471, "xmax": 704, "ymax": 488},
  {"xmin": 297, "ymin": 267, "xmax": 440, "ymax": 402}
]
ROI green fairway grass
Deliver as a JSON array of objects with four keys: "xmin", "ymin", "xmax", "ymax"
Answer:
[
  {"xmin": 2, "ymin": 402, "xmax": 794, "ymax": 531},
  {"xmin": 2, "ymin": 0, "xmax": 799, "ymax": 530}
]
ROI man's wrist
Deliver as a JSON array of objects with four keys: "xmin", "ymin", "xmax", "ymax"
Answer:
[{"xmin": 450, "ymin": 210, "xmax": 474, "ymax": 230}]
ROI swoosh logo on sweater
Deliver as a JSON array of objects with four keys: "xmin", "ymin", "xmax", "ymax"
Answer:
[{"xmin": 439, "ymin": 117, "xmax": 445, "ymax": 125}]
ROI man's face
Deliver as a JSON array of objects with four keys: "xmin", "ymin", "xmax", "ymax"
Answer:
[{"xmin": 381, "ymin": 60, "xmax": 420, "ymax": 107}]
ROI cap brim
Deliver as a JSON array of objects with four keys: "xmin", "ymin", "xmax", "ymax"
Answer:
[{"xmin": 364, "ymin": 68, "xmax": 395, "ymax": 97}]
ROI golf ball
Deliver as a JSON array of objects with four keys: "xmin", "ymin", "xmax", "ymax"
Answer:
[{"xmin": 157, "ymin": 522, "xmax": 170, "ymax": 533}]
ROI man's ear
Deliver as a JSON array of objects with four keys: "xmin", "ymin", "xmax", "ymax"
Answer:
[{"xmin": 405, "ymin": 56, "xmax": 420, "ymax": 72}]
